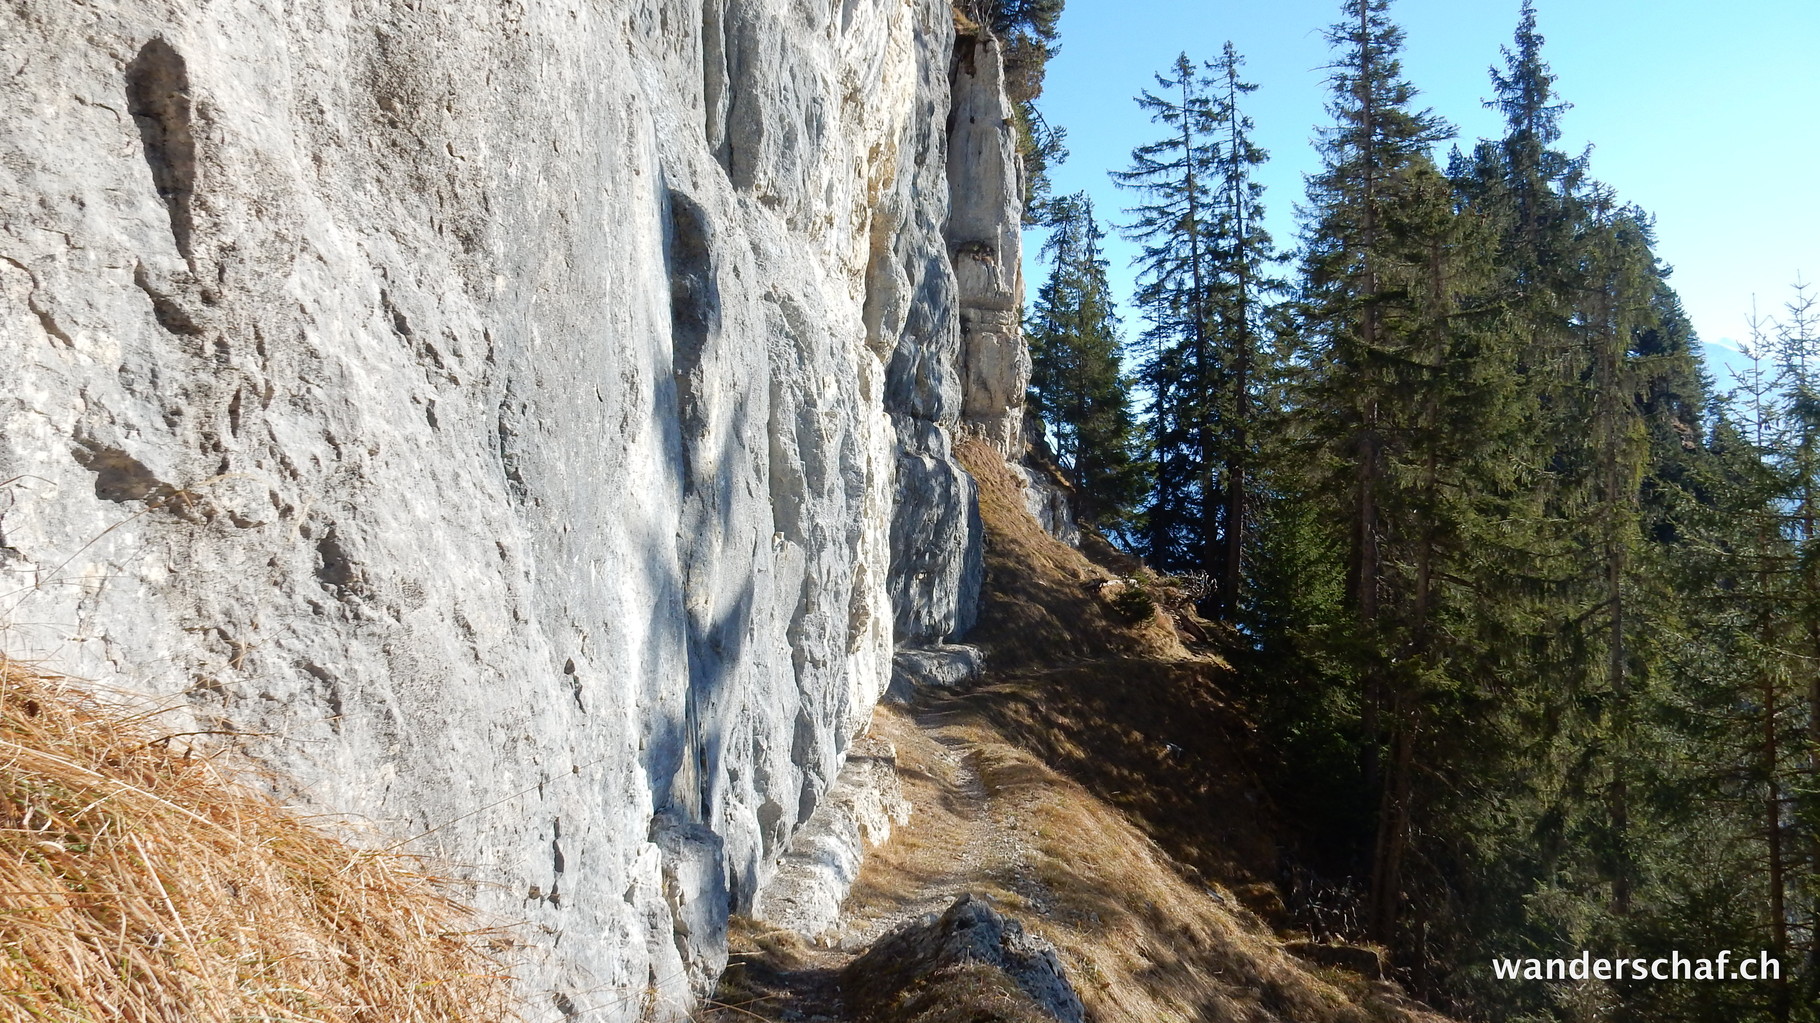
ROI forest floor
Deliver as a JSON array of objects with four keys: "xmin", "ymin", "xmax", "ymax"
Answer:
[{"xmin": 705, "ymin": 439, "xmax": 1457, "ymax": 1023}]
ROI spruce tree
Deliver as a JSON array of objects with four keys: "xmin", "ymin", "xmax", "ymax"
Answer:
[
  {"xmin": 1027, "ymin": 193, "xmax": 1145, "ymax": 528},
  {"xmin": 1485, "ymin": 0, "xmax": 1584, "ymax": 283},
  {"xmin": 1297, "ymin": 0, "xmax": 1450, "ymax": 660},
  {"xmin": 1206, "ymin": 42, "xmax": 1276, "ymax": 618},
  {"xmin": 1114, "ymin": 48, "xmax": 1274, "ymax": 608},
  {"xmin": 1295, "ymin": 0, "xmax": 1465, "ymax": 942},
  {"xmin": 1115, "ymin": 53, "xmax": 1223, "ymax": 575},
  {"xmin": 1576, "ymin": 194, "xmax": 1655, "ymax": 919},
  {"xmin": 1769, "ymin": 279, "xmax": 1820, "ymax": 1007}
]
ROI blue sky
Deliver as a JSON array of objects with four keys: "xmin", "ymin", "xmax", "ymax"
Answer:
[{"xmin": 1027, "ymin": 0, "xmax": 1818, "ymax": 380}]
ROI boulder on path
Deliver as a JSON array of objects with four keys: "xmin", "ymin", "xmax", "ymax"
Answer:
[{"xmin": 840, "ymin": 893, "xmax": 1085, "ymax": 1023}]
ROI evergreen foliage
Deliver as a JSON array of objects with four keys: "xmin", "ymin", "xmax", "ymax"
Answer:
[
  {"xmin": 1113, "ymin": 47, "xmax": 1275, "ymax": 616},
  {"xmin": 1023, "ymin": 3, "xmax": 1819, "ymax": 1019},
  {"xmin": 1027, "ymin": 193, "xmax": 1145, "ymax": 528}
]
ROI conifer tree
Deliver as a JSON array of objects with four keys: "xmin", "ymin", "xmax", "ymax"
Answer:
[
  {"xmin": 1698, "ymin": 328, "xmax": 1803, "ymax": 1021},
  {"xmin": 1027, "ymin": 193, "xmax": 1144, "ymax": 528},
  {"xmin": 1485, "ymin": 0, "xmax": 1584, "ymax": 283},
  {"xmin": 1115, "ymin": 48, "xmax": 1274, "ymax": 607},
  {"xmin": 1768, "ymin": 279, "xmax": 1820, "ymax": 1006},
  {"xmin": 1298, "ymin": 0, "xmax": 1451, "ymax": 658},
  {"xmin": 1115, "ymin": 53, "xmax": 1223, "ymax": 574},
  {"xmin": 1295, "ymin": 0, "xmax": 1465, "ymax": 942},
  {"xmin": 1576, "ymin": 194, "xmax": 1656, "ymax": 918},
  {"xmin": 1206, "ymin": 42, "xmax": 1275, "ymax": 618}
]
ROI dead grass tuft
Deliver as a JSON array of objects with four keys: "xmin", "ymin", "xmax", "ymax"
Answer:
[
  {"xmin": 0, "ymin": 658, "xmax": 519, "ymax": 1022},
  {"xmin": 866, "ymin": 961, "xmax": 1052, "ymax": 1023}
]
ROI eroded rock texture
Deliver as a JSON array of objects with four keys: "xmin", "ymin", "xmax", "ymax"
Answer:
[
  {"xmin": 947, "ymin": 30, "xmax": 1029, "ymax": 460},
  {"xmin": 0, "ymin": 1, "xmax": 1024, "ymax": 1018},
  {"xmin": 750, "ymin": 728, "xmax": 910, "ymax": 937}
]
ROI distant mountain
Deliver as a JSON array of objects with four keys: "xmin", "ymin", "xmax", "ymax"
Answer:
[{"xmin": 1702, "ymin": 340, "xmax": 1758, "ymax": 395}]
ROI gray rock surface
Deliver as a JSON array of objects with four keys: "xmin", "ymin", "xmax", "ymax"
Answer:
[
  {"xmin": 750, "ymin": 727, "xmax": 910, "ymax": 938},
  {"xmin": 0, "ymin": 1, "xmax": 1023, "ymax": 1018},
  {"xmin": 947, "ymin": 31, "xmax": 1029, "ymax": 460},
  {"xmin": 1287, "ymin": 939, "xmax": 1389, "ymax": 979},
  {"xmin": 886, "ymin": 643, "xmax": 986, "ymax": 703},
  {"xmin": 841, "ymin": 893, "xmax": 1086, "ymax": 1023},
  {"xmin": 1013, "ymin": 463, "xmax": 1081, "ymax": 546}
]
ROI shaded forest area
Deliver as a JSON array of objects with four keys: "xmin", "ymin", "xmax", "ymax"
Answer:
[{"xmin": 1018, "ymin": 0, "xmax": 1820, "ymax": 1019}]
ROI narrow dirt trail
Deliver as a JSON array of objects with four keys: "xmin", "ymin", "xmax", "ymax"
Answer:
[
  {"xmin": 830, "ymin": 705, "xmax": 1044, "ymax": 951},
  {"xmin": 714, "ymin": 681, "xmax": 1454, "ymax": 1023},
  {"xmin": 712, "ymin": 700, "xmax": 1050, "ymax": 1023}
]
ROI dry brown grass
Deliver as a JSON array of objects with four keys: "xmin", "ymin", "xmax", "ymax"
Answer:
[
  {"xmin": 954, "ymin": 436, "xmax": 1192, "ymax": 667},
  {"xmin": 953, "ymin": 438, "xmax": 1282, "ymax": 886},
  {"xmin": 0, "ymin": 659, "xmax": 519, "ymax": 1022},
  {"xmin": 962, "ymin": 661, "xmax": 1283, "ymax": 889},
  {"xmin": 851, "ymin": 708, "xmax": 1450, "ymax": 1023}
]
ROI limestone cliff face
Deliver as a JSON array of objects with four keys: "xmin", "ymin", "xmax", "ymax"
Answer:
[
  {"xmin": 0, "ymin": 1, "xmax": 1024, "ymax": 1019},
  {"xmin": 947, "ymin": 31, "xmax": 1030, "ymax": 461}
]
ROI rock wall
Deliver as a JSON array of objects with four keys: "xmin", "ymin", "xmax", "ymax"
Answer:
[
  {"xmin": 0, "ymin": 1, "xmax": 1024, "ymax": 1019},
  {"xmin": 947, "ymin": 30, "xmax": 1029, "ymax": 460}
]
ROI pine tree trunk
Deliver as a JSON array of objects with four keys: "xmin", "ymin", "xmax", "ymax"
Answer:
[
  {"xmin": 1764, "ymin": 668, "xmax": 1790, "ymax": 1022},
  {"xmin": 1217, "ymin": 60, "xmax": 1251, "ymax": 622},
  {"xmin": 1370, "ymin": 701, "xmax": 1415, "ymax": 943}
]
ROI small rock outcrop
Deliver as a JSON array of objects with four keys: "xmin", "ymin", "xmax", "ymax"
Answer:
[
  {"xmin": 886, "ymin": 643, "xmax": 986, "ymax": 702},
  {"xmin": 841, "ymin": 894, "xmax": 1086, "ymax": 1023},
  {"xmin": 751, "ymin": 730, "xmax": 911, "ymax": 937},
  {"xmin": 1288, "ymin": 939, "xmax": 1389, "ymax": 980}
]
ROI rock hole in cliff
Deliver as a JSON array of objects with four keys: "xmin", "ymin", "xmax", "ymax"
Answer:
[
  {"xmin": 952, "ymin": 31, "xmax": 980, "ymax": 80},
  {"xmin": 70, "ymin": 441, "xmax": 177, "ymax": 505},
  {"xmin": 562, "ymin": 657, "xmax": 586, "ymax": 712},
  {"xmin": 299, "ymin": 661, "xmax": 345, "ymax": 727},
  {"xmin": 665, "ymin": 190, "xmax": 716, "ymax": 360},
  {"xmin": 125, "ymin": 38, "xmax": 197, "ymax": 260},
  {"xmin": 132, "ymin": 263, "xmax": 202, "ymax": 337},
  {"xmin": 665, "ymin": 189, "xmax": 719, "ymax": 463},
  {"xmin": 314, "ymin": 528, "xmax": 358, "ymax": 594},
  {"xmin": 379, "ymin": 288, "xmax": 413, "ymax": 337},
  {"xmin": 551, "ymin": 817, "xmax": 565, "ymax": 877}
]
